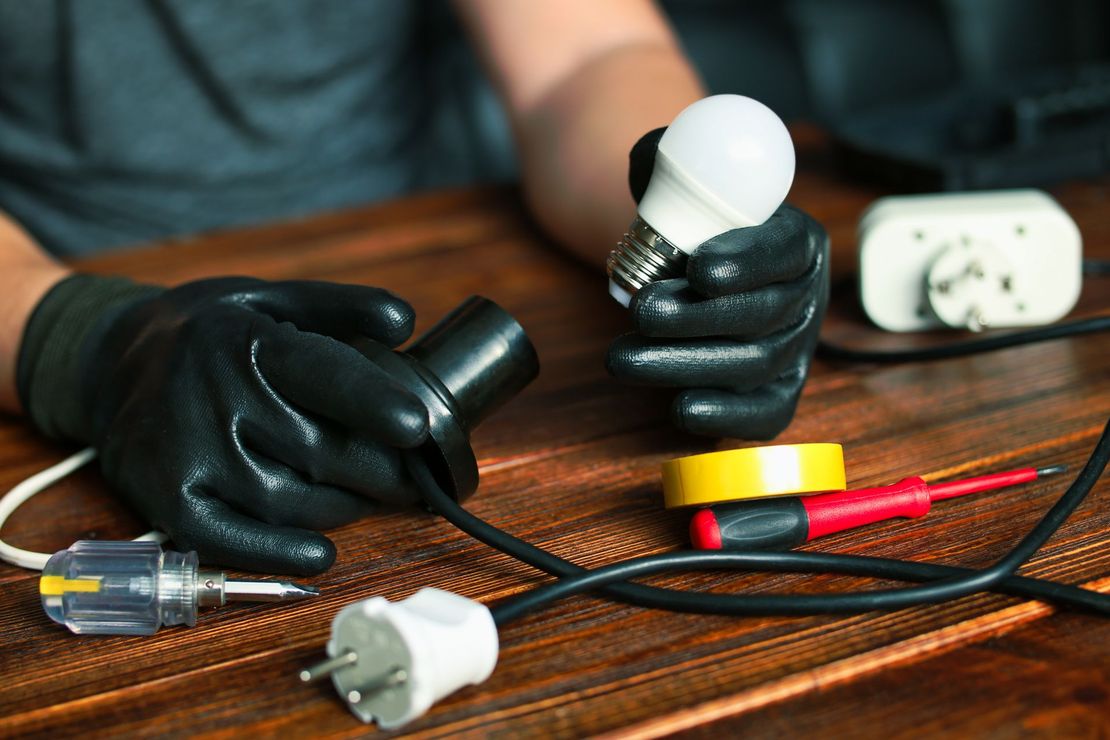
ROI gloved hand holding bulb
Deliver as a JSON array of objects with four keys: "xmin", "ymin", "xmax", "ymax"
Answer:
[
  {"xmin": 607, "ymin": 94, "xmax": 797, "ymax": 304},
  {"xmin": 607, "ymin": 95, "xmax": 830, "ymax": 440}
]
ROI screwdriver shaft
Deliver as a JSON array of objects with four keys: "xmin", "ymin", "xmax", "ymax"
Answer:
[
  {"xmin": 928, "ymin": 464, "xmax": 1066, "ymax": 501},
  {"xmin": 223, "ymin": 580, "xmax": 319, "ymax": 602}
]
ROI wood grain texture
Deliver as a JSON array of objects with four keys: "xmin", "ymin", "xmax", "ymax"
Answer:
[
  {"xmin": 0, "ymin": 130, "xmax": 1107, "ymax": 738},
  {"xmin": 670, "ymin": 610, "xmax": 1110, "ymax": 739}
]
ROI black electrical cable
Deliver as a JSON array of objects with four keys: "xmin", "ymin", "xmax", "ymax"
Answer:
[
  {"xmin": 816, "ymin": 315, "xmax": 1110, "ymax": 364},
  {"xmin": 1083, "ymin": 258, "xmax": 1110, "ymax": 277},
  {"xmin": 489, "ymin": 549, "xmax": 1110, "ymax": 626},
  {"xmin": 408, "ymin": 418, "xmax": 1110, "ymax": 627},
  {"xmin": 426, "ymin": 475, "xmax": 1108, "ymax": 621}
]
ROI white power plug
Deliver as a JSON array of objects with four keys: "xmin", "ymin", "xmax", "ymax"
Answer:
[
  {"xmin": 858, "ymin": 190, "xmax": 1082, "ymax": 332},
  {"xmin": 299, "ymin": 588, "xmax": 499, "ymax": 729}
]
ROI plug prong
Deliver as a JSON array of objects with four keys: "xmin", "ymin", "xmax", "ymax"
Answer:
[
  {"xmin": 347, "ymin": 666, "xmax": 408, "ymax": 704},
  {"xmin": 299, "ymin": 650, "xmax": 358, "ymax": 683}
]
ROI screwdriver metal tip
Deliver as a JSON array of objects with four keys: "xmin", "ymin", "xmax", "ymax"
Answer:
[
  {"xmin": 1036, "ymin": 464, "xmax": 1068, "ymax": 478},
  {"xmin": 224, "ymin": 579, "xmax": 320, "ymax": 602}
]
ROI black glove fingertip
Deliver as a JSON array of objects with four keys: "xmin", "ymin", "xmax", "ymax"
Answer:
[
  {"xmin": 389, "ymin": 395, "xmax": 430, "ymax": 449},
  {"xmin": 686, "ymin": 233, "xmax": 756, "ymax": 298},
  {"xmin": 629, "ymin": 280, "xmax": 685, "ymax": 337},
  {"xmin": 288, "ymin": 534, "xmax": 338, "ymax": 575},
  {"xmin": 244, "ymin": 530, "xmax": 336, "ymax": 576},
  {"xmin": 672, "ymin": 377, "xmax": 804, "ymax": 440},
  {"xmin": 604, "ymin": 334, "xmax": 637, "ymax": 379},
  {"xmin": 670, "ymin": 390, "xmax": 722, "ymax": 437},
  {"xmin": 173, "ymin": 492, "xmax": 341, "ymax": 575},
  {"xmin": 686, "ymin": 204, "xmax": 828, "ymax": 298},
  {"xmin": 672, "ymin": 391, "xmax": 788, "ymax": 440},
  {"xmin": 628, "ymin": 127, "xmax": 667, "ymax": 203},
  {"xmin": 367, "ymin": 291, "xmax": 416, "ymax": 348}
]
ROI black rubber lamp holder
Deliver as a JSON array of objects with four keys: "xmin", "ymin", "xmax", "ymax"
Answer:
[{"xmin": 355, "ymin": 296, "xmax": 539, "ymax": 501}]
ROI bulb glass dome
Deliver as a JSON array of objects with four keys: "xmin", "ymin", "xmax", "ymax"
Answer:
[{"xmin": 638, "ymin": 95, "xmax": 795, "ymax": 251}]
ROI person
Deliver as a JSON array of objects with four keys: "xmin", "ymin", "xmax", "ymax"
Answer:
[{"xmin": 0, "ymin": 1, "xmax": 828, "ymax": 574}]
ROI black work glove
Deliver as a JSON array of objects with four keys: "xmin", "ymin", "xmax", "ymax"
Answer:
[
  {"xmin": 607, "ymin": 127, "xmax": 830, "ymax": 439},
  {"xmin": 18, "ymin": 276, "xmax": 429, "ymax": 574}
]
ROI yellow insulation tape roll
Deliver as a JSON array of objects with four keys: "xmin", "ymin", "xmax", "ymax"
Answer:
[{"xmin": 662, "ymin": 443, "xmax": 846, "ymax": 508}]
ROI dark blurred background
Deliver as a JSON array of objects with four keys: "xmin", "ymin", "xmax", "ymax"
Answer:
[
  {"xmin": 426, "ymin": 0, "xmax": 1110, "ymax": 191},
  {"xmin": 2, "ymin": 0, "xmax": 1105, "ymax": 254}
]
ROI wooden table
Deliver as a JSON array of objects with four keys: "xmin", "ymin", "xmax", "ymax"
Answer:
[{"xmin": 2, "ymin": 136, "xmax": 1108, "ymax": 738}]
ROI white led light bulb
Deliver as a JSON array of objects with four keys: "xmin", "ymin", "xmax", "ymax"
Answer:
[{"xmin": 607, "ymin": 95, "xmax": 796, "ymax": 306}]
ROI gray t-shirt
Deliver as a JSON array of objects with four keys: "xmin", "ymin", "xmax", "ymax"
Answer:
[{"xmin": 0, "ymin": 0, "xmax": 514, "ymax": 256}]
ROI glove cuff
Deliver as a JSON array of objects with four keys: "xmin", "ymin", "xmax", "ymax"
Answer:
[{"xmin": 17, "ymin": 274, "xmax": 163, "ymax": 441}]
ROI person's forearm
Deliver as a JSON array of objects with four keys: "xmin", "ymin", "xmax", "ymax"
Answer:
[
  {"xmin": 453, "ymin": 0, "xmax": 706, "ymax": 267},
  {"xmin": 515, "ymin": 43, "xmax": 705, "ymax": 266},
  {"xmin": 0, "ymin": 211, "xmax": 71, "ymax": 413}
]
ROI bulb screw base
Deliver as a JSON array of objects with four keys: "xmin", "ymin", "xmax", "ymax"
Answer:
[{"xmin": 606, "ymin": 216, "xmax": 687, "ymax": 301}]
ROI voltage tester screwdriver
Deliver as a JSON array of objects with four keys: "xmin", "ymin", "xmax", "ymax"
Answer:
[
  {"xmin": 40, "ymin": 540, "xmax": 318, "ymax": 635},
  {"xmin": 691, "ymin": 464, "xmax": 1066, "ymax": 551}
]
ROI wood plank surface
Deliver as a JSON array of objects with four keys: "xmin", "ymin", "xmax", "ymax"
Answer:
[
  {"xmin": 673, "ymin": 611, "xmax": 1110, "ymax": 739},
  {"xmin": 0, "ymin": 131, "xmax": 1107, "ymax": 738}
]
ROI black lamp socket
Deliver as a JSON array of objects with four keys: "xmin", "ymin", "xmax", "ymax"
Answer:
[{"xmin": 354, "ymin": 296, "xmax": 539, "ymax": 501}]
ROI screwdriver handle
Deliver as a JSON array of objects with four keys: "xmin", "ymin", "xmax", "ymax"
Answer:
[{"xmin": 690, "ymin": 498, "xmax": 809, "ymax": 551}]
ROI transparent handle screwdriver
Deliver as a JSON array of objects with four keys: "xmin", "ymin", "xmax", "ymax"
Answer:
[{"xmin": 40, "ymin": 540, "xmax": 318, "ymax": 635}]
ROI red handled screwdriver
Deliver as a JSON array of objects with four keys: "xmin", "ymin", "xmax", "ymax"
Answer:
[{"xmin": 690, "ymin": 464, "xmax": 1067, "ymax": 551}]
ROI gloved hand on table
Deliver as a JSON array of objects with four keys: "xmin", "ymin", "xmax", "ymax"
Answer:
[
  {"xmin": 607, "ymin": 127, "xmax": 831, "ymax": 439},
  {"xmin": 18, "ymin": 276, "xmax": 428, "ymax": 575}
]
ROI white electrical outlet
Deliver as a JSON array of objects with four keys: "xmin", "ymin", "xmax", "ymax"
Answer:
[{"xmin": 857, "ymin": 190, "xmax": 1083, "ymax": 332}]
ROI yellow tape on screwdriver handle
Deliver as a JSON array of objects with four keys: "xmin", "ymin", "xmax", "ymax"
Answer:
[{"xmin": 661, "ymin": 443, "xmax": 846, "ymax": 508}]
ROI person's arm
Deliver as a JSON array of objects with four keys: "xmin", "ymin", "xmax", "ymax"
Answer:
[
  {"xmin": 0, "ymin": 211, "xmax": 71, "ymax": 413},
  {"xmin": 452, "ymin": 0, "xmax": 706, "ymax": 266}
]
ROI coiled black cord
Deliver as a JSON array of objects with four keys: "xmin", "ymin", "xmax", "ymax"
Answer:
[
  {"xmin": 407, "ymin": 418, "xmax": 1110, "ymax": 627},
  {"xmin": 816, "ymin": 315, "xmax": 1110, "ymax": 364}
]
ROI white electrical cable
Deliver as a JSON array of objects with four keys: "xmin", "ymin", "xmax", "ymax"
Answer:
[{"xmin": 0, "ymin": 447, "xmax": 165, "ymax": 570}]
